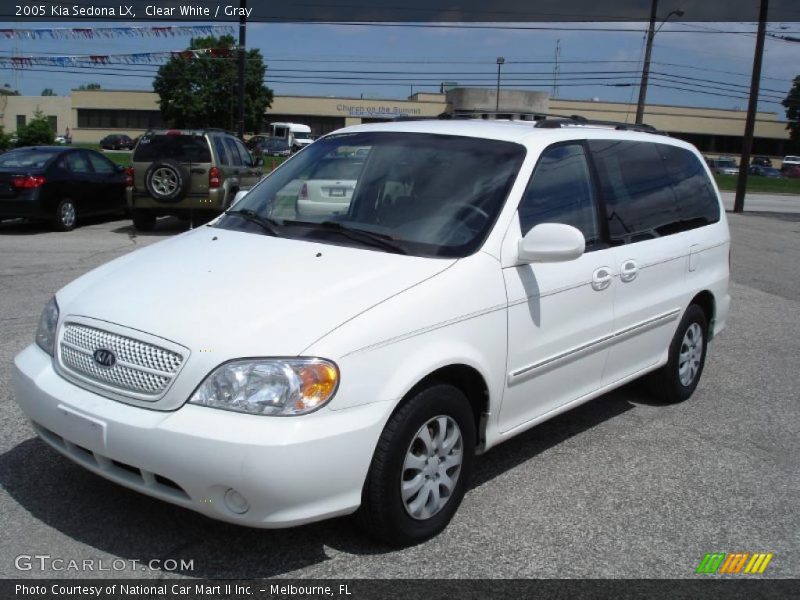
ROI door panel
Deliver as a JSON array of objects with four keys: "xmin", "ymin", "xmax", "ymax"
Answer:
[
  {"xmin": 63, "ymin": 151, "xmax": 95, "ymax": 215},
  {"xmin": 500, "ymin": 142, "xmax": 614, "ymax": 433}
]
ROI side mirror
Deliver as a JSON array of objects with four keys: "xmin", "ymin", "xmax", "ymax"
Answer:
[{"xmin": 517, "ymin": 223, "xmax": 585, "ymax": 264}]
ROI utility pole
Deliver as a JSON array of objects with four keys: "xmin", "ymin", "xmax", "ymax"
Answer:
[
  {"xmin": 635, "ymin": 0, "xmax": 659, "ymax": 124},
  {"xmin": 734, "ymin": 0, "xmax": 769, "ymax": 213},
  {"xmin": 552, "ymin": 40, "xmax": 561, "ymax": 98},
  {"xmin": 495, "ymin": 57, "xmax": 505, "ymax": 114},
  {"xmin": 236, "ymin": 0, "xmax": 247, "ymax": 138}
]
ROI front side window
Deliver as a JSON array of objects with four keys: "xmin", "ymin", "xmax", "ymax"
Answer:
[
  {"xmin": 588, "ymin": 140, "xmax": 680, "ymax": 243},
  {"xmin": 518, "ymin": 143, "xmax": 600, "ymax": 247},
  {"xmin": 215, "ymin": 132, "xmax": 526, "ymax": 258}
]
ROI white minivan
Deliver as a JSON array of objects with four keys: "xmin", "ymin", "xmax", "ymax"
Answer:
[{"xmin": 13, "ymin": 119, "xmax": 730, "ymax": 545}]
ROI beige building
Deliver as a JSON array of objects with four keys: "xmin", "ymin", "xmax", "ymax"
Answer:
[{"xmin": 1, "ymin": 88, "xmax": 795, "ymax": 159}]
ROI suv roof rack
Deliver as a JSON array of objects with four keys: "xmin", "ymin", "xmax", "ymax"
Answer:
[{"xmin": 534, "ymin": 114, "xmax": 666, "ymax": 135}]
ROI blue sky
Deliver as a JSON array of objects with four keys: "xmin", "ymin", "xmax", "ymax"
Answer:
[{"xmin": 1, "ymin": 20, "xmax": 798, "ymax": 119}]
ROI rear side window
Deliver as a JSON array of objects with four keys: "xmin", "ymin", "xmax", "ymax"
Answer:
[
  {"xmin": 223, "ymin": 137, "xmax": 243, "ymax": 166},
  {"xmin": 588, "ymin": 140, "xmax": 680, "ymax": 243},
  {"xmin": 212, "ymin": 137, "xmax": 230, "ymax": 166},
  {"xmin": 86, "ymin": 152, "xmax": 116, "ymax": 174},
  {"xmin": 658, "ymin": 145, "xmax": 720, "ymax": 229},
  {"xmin": 133, "ymin": 134, "xmax": 212, "ymax": 163},
  {"xmin": 518, "ymin": 143, "xmax": 600, "ymax": 246}
]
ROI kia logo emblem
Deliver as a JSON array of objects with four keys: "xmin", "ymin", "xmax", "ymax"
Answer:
[{"xmin": 93, "ymin": 348, "xmax": 116, "ymax": 368}]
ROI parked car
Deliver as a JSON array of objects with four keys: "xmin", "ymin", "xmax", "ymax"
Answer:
[
  {"xmin": 781, "ymin": 155, "xmax": 800, "ymax": 171},
  {"xmin": 99, "ymin": 134, "xmax": 135, "ymax": 151},
  {"xmin": 252, "ymin": 137, "xmax": 291, "ymax": 157},
  {"xmin": 749, "ymin": 165, "xmax": 782, "ymax": 178},
  {"xmin": 784, "ymin": 166, "xmax": 800, "ymax": 179},
  {"xmin": 13, "ymin": 120, "xmax": 730, "ymax": 546},
  {"xmin": 125, "ymin": 128, "xmax": 264, "ymax": 231},
  {"xmin": 750, "ymin": 155, "xmax": 772, "ymax": 168},
  {"xmin": 295, "ymin": 157, "xmax": 364, "ymax": 218},
  {"xmin": 0, "ymin": 146, "xmax": 127, "ymax": 230},
  {"xmin": 709, "ymin": 157, "xmax": 739, "ymax": 175}
]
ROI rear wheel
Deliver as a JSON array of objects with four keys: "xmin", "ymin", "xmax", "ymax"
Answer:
[
  {"xmin": 131, "ymin": 210, "xmax": 156, "ymax": 232},
  {"xmin": 356, "ymin": 383, "xmax": 475, "ymax": 546},
  {"xmin": 53, "ymin": 198, "xmax": 77, "ymax": 231},
  {"xmin": 647, "ymin": 304, "xmax": 708, "ymax": 404}
]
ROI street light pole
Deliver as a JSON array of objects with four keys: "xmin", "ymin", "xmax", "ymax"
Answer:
[
  {"xmin": 734, "ymin": 0, "xmax": 769, "ymax": 213},
  {"xmin": 496, "ymin": 57, "xmax": 505, "ymax": 114},
  {"xmin": 236, "ymin": 0, "xmax": 247, "ymax": 139},
  {"xmin": 635, "ymin": 2, "xmax": 684, "ymax": 124}
]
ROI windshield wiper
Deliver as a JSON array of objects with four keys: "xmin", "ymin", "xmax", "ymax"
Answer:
[
  {"xmin": 225, "ymin": 209, "xmax": 280, "ymax": 236},
  {"xmin": 284, "ymin": 220, "xmax": 407, "ymax": 255}
]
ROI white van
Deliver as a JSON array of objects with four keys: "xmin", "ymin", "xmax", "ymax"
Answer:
[
  {"xmin": 13, "ymin": 119, "xmax": 730, "ymax": 545},
  {"xmin": 269, "ymin": 122, "xmax": 313, "ymax": 152}
]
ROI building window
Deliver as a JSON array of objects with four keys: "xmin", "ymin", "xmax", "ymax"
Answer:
[
  {"xmin": 77, "ymin": 109, "xmax": 163, "ymax": 129},
  {"xmin": 47, "ymin": 115, "xmax": 57, "ymax": 133},
  {"xmin": 16, "ymin": 115, "xmax": 26, "ymax": 129}
]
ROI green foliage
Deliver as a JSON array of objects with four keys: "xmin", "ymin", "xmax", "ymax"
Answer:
[
  {"xmin": 17, "ymin": 110, "xmax": 55, "ymax": 146},
  {"xmin": 153, "ymin": 35, "xmax": 273, "ymax": 132},
  {"xmin": 77, "ymin": 83, "xmax": 102, "ymax": 90},
  {"xmin": 784, "ymin": 76, "xmax": 800, "ymax": 143},
  {"xmin": 0, "ymin": 126, "xmax": 12, "ymax": 151},
  {"xmin": 41, "ymin": 88, "xmax": 57, "ymax": 96}
]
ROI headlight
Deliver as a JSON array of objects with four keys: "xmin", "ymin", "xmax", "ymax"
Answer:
[
  {"xmin": 35, "ymin": 296, "xmax": 59, "ymax": 356},
  {"xmin": 189, "ymin": 358, "xmax": 339, "ymax": 416}
]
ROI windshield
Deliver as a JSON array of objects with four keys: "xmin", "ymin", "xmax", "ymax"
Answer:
[
  {"xmin": 215, "ymin": 132, "xmax": 525, "ymax": 258},
  {"xmin": 294, "ymin": 131, "xmax": 312, "ymax": 140},
  {"xmin": 717, "ymin": 159, "xmax": 737, "ymax": 168}
]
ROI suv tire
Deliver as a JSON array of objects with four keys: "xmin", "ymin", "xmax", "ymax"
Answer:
[
  {"xmin": 131, "ymin": 210, "xmax": 156, "ymax": 232},
  {"xmin": 647, "ymin": 304, "xmax": 708, "ymax": 404},
  {"xmin": 356, "ymin": 383, "xmax": 475, "ymax": 546},
  {"xmin": 145, "ymin": 159, "xmax": 190, "ymax": 203}
]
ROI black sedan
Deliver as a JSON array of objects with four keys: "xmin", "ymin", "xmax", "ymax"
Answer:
[
  {"xmin": 0, "ymin": 147, "xmax": 128, "ymax": 231},
  {"xmin": 252, "ymin": 137, "xmax": 292, "ymax": 157},
  {"xmin": 99, "ymin": 134, "xmax": 135, "ymax": 150}
]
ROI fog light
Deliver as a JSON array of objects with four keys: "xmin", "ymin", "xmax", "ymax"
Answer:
[{"xmin": 224, "ymin": 488, "xmax": 249, "ymax": 514}]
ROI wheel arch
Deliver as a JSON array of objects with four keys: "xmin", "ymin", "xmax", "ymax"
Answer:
[
  {"xmin": 689, "ymin": 290, "xmax": 716, "ymax": 339},
  {"xmin": 393, "ymin": 363, "xmax": 490, "ymax": 452}
]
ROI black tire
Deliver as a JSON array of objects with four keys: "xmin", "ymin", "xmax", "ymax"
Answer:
[
  {"xmin": 646, "ymin": 304, "xmax": 709, "ymax": 404},
  {"xmin": 131, "ymin": 210, "xmax": 156, "ymax": 232},
  {"xmin": 53, "ymin": 198, "xmax": 77, "ymax": 231},
  {"xmin": 356, "ymin": 383, "xmax": 475, "ymax": 546},
  {"xmin": 144, "ymin": 159, "xmax": 190, "ymax": 203}
]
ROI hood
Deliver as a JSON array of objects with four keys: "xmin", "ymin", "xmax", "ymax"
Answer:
[{"xmin": 57, "ymin": 227, "xmax": 455, "ymax": 359}]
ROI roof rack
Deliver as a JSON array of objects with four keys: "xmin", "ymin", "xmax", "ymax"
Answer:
[{"xmin": 534, "ymin": 114, "xmax": 666, "ymax": 135}]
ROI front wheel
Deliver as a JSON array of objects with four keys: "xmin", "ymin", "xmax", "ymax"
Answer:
[
  {"xmin": 356, "ymin": 383, "xmax": 475, "ymax": 546},
  {"xmin": 647, "ymin": 304, "xmax": 709, "ymax": 404}
]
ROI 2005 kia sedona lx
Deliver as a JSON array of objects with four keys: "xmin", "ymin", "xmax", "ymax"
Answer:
[{"xmin": 13, "ymin": 119, "xmax": 730, "ymax": 545}]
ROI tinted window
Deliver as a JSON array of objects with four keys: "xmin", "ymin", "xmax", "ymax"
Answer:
[
  {"xmin": 519, "ymin": 144, "xmax": 600, "ymax": 245},
  {"xmin": 588, "ymin": 140, "xmax": 680, "ymax": 243},
  {"xmin": 234, "ymin": 139, "xmax": 253, "ymax": 166},
  {"xmin": 66, "ymin": 152, "xmax": 92, "ymax": 174},
  {"xmin": 213, "ymin": 137, "xmax": 229, "ymax": 166},
  {"xmin": 658, "ymin": 145, "xmax": 720, "ymax": 229},
  {"xmin": 223, "ymin": 138, "xmax": 243, "ymax": 166},
  {"xmin": 0, "ymin": 149, "xmax": 59, "ymax": 168},
  {"xmin": 133, "ymin": 134, "xmax": 212, "ymax": 163},
  {"xmin": 86, "ymin": 152, "xmax": 116, "ymax": 174}
]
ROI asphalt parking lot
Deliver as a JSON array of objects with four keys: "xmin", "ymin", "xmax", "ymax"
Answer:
[{"xmin": 0, "ymin": 210, "xmax": 798, "ymax": 579}]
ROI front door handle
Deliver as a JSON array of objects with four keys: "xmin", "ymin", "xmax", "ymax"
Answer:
[
  {"xmin": 591, "ymin": 267, "xmax": 613, "ymax": 291},
  {"xmin": 620, "ymin": 259, "xmax": 638, "ymax": 283}
]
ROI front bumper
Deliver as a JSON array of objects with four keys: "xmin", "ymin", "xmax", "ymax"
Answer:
[{"xmin": 13, "ymin": 344, "xmax": 389, "ymax": 528}]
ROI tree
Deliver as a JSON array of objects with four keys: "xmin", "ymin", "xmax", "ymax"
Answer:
[
  {"xmin": 0, "ymin": 126, "xmax": 11, "ymax": 151},
  {"xmin": 41, "ymin": 88, "xmax": 57, "ymax": 96},
  {"xmin": 17, "ymin": 110, "xmax": 54, "ymax": 146},
  {"xmin": 784, "ymin": 76, "xmax": 800, "ymax": 142},
  {"xmin": 77, "ymin": 83, "xmax": 102, "ymax": 90},
  {"xmin": 153, "ymin": 35, "xmax": 273, "ymax": 132}
]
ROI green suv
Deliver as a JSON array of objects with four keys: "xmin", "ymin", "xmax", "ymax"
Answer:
[{"xmin": 126, "ymin": 129, "xmax": 264, "ymax": 231}]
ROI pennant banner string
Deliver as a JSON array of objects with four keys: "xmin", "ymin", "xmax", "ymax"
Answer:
[
  {"xmin": 0, "ymin": 25, "xmax": 234, "ymax": 40},
  {"xmin": 0, "ymin": 48, "xmax": 239, "ymax": 68}
]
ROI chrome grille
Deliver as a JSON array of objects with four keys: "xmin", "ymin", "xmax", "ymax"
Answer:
[{"xmin": 59, "ymin": 322, "xmax": 184, "ymax": 399}]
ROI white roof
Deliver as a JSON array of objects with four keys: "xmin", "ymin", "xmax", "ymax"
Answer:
[{"xmin": 333, "ymin": 118, "xmax": 697, "ymax": 152}]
